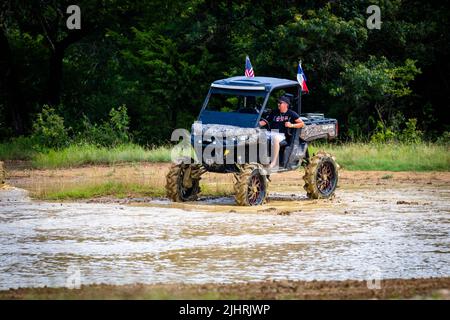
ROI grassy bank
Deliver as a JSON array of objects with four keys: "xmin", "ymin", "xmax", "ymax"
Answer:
[
  {"xmin": 0, "ymin": 137, "xmax": 37, "ymax": 161},
  {"xmin": 0, "ymin": 141, "xmax": 172, "ymax": 168},
  {"xmin": 9, "ymin": 164, "xmax": 449, "ymax": 202},
  {"xmin": 6, "ymin": 163, "xmax": 235, "ymax": 201},
  {"xmin": 32, "ymin": 144, "xmax": 171, "ymax": 169},
  {"xmin": 37, "ymin": 181, "xmax": 233, "ymax": 201},
  {"xmin": 38, "ymin": 181, "xmax": 166, "ymax": 200},
  {"xmin": 1, "ymin": 140, "xmax": 449, "ymax": 171},
  {"xmin": 310, "ymin": 143, "xmax": 449, "ymax": 171}
]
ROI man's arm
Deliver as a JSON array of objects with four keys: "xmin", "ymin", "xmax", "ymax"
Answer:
[
  {"xmin": 293, "ymin": 117, "xmax": 305, "ymax": 128},
  {"xmin": 284, "ymin": 117, "xmax": 304, "ymax": 129}
]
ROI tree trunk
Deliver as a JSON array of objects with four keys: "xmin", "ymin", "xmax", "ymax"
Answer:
[
  {"xmin": 44, "ymin": 29, "xmax": 89, "ymax": 106},
  {"xmin": 0, "ymin": 28, "xmax": 27, "ymax": 135},
  {"xmin": 46, "ymin": 45, "xmax": 64, "ymax": 106}
]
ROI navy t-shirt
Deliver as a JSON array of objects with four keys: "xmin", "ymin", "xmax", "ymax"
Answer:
[{"xmin": 264, "ymin": 109, "xmax": 300, "ymax": 134}]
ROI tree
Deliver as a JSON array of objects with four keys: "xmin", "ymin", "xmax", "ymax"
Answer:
[{"xmin": 330, "ymin": 56, "xmax": 420, "ymax": 140}]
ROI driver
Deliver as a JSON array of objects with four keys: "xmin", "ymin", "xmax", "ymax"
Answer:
[{"xmin": 259, "ymin": 95, "xmax": 304, "ymax": 168}]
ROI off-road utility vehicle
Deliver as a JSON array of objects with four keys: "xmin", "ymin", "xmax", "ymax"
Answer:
[{"xmin": 166, "ymin": 76, "xmax": 339, "ymax": 206}]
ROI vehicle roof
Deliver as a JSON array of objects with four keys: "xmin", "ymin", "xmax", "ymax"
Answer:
[{"xmin": 211, "ymin": 76, "xmax": 299, "ymax": 91}]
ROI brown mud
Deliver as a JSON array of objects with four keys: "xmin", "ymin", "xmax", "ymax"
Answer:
[{"xmin": 1, "ymin": 278, "xmax": 449, "ymax": 300}]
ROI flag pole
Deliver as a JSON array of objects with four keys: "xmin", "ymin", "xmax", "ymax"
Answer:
[{"xmin": 298, "ymin": 60, "xmax": 302, "ymax": 115}]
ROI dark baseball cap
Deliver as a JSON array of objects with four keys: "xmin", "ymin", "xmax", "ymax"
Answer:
[{"xmin": 278, "ymin": 95, "xmax": 291, "ymax": 105}]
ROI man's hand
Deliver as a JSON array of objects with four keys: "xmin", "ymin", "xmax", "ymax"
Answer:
[
  {"xmin": 284, "ymin": 122, "xmax": 294, "ymax": 128},
  {"xmin": 285, "ymin": 119, "xmax": 305, "ymax": 129}
]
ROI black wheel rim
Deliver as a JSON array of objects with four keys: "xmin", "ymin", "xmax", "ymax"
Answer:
[
  {"xmin": 180, "ymin": 184, "xmax": 195, "ymax": 199},
  {"xmin": 247, "ymin": 173, "xmax": 265, "ymax": 205},
  {"xmin": 316, "ymin": 160, "xmax": 337, "ymax": 196},
  {"xmin": 178, "ymin": 167, "xmax": 197, "ymax": 200}
]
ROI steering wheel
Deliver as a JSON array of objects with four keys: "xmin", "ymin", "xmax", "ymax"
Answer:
[{"xmin": 259, "ymin": 118, "xmax": 270, "ymax": 130}]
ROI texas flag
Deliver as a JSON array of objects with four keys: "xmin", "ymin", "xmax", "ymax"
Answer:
[{"xmin": 297, "ymin": 63, "xmax": 309, "ymax": 93}]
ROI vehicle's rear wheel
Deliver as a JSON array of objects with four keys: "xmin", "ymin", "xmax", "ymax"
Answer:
[
  {"xmin": 165, "ymin": 162, "xmax": 203, "ymax": 202},
  {"xmin": 303, "ymin": 151, "xmax": 339, "ymax": 199},
  {"xmin": 234, "ymin": 164, "xmax": 268, "ymax": 206}
]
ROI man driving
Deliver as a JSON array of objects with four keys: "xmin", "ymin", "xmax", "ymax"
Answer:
[{"xmin": 259, "ymin": 95, "xmax": 304, "ymax": 168}]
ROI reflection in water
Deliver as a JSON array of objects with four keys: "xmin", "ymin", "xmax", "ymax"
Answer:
[{"xmin": 0, "ymin": 186, "xmax": 449, "ymax": 289}]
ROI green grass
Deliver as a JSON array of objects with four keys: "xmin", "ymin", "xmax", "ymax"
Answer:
[
  {"xmin": 35, "ymin": 181, "xmax": 233, "ymax": 201},
  {"xmin": 29, "ymin": 142, "xmax": 450, "ymax": 171},
  {"xmin": 0, "ymin": 137, "xmax": 37, "ymax": 161},
  {"xmin": 32, "ymin": 144, "xmax": 172, "ymax": 169},
  {"xmin": 37, "ymin": 181, "xmax": 166, "ymax": 200},
  {"xmin": 309, "ymin": 142, "xmax": 449, "ymax": 171},
  {"xmin": 1, "ymin": 139, "xmax": 449, "ymax": 171}
]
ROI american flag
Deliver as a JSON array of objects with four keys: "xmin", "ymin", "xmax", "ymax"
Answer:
[{"xmin": 245, "ymin": 56, "xmax": 254, "ymax": 77}]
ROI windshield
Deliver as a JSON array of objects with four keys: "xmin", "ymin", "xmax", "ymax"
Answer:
[
  {"xmin": 206, "ymin": 92, "xmax": 266, "ymax": 114},
  {"xmin": 198, "ymin": 90, "xmax": 267, "ymax": 127}
]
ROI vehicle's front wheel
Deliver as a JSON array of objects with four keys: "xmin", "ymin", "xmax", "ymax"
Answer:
[
  {"xmin": 303, "ymin": 151, "xmax": 339, "ymax": 199},
  {"xmin": 234, "ymin": 164, "xmax": 268, "ymax": 206},
  {"xmin": 165, "ymin": 163, "xmax": 202, "ymax": 202},
  {"xmin": 0, "ymin": 161, "xmax": 5, "ymax": 185}
]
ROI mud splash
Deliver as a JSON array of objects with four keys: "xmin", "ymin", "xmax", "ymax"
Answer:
[{"xmin": 0, "ymin": 185, "xmax": 449, "ymax": 290}]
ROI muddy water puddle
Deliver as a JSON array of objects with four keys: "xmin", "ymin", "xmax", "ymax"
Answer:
[{"xmin": 0, "ymin": 185, "xmax": 449, "ymax": 289}]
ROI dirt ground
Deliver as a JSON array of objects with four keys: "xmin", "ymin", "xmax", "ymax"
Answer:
[{"xmin": 1, "ymin": 278, "xmax": 449, "ymax": 300}]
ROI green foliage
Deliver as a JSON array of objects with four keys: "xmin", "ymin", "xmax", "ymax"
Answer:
[
  {"xmin": 331, "ymin": 57, "xmax": 420, "ymax": 139},
  {"xmin": 31, "ymin": 106, "xmax": 69, "ymax": 149},
  {"xmin": 370, "ymin": 121, "xmax": 396, "ymax": 144},
  {"xmin": 399, "ymin": 118, "xmax": 423, "ymax": 144},
  {"xmin": 331, "ymin": 57, "xmax": 420, "ymax": 101},
  {"xmin": 436, "ymin": 132, "xmax": 450, "ymax": 146},
  {"xmin": 109, "ymin": 105, "xmax": 130, "ymax": 140},
  {"xmin": 76, "ymin": 105, "xmax": 131, "ymax": 147},
  {"xmin": 1, "ymin": 1, "xmax": 449, "ymax": 143},
  {"xmin": 370, "ymin": 118, "xmax": 423, "ymax": 144},
  {"xmin": 0, "ymin": 136, "xmax": 37, "ymax": 160}
]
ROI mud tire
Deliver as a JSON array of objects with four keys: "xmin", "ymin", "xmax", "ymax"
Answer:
[
  {"xmin": 303, "ymin": 151, "xmax": 339, "ymax": 199},
  {"xmin": 165, "ymin": 162, "xmax": 202, "ymax": 202},
  {"xmin": 234, "ymin": 164, "xmax": 268, "ymax": 206},
  {"xmin": 0, "ymin": 161, "xmax": 5, "ymax": 185}
]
